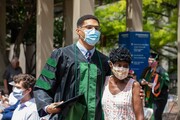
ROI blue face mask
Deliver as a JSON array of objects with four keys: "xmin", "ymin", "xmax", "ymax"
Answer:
[
  {"xmin": 13, "ymin": 87, "xmax": 25, "ymax": 100},
  {"xmin": 83, "ymin": 29, "xmax": 101, "ymax": 46}
]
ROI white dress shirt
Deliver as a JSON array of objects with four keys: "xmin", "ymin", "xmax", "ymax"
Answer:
[
  {"xmin": 11, "ymin": 98, "xmax": 40, "ymax": 120},
  {"xmin": 76, "ymin": 41, "xmax": 95, "ymax": 59}
]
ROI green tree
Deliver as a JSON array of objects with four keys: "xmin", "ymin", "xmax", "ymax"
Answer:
[
  {"xmin": 95, "ymin": 0, "xmax": 127, "ymax": 51},
  {"xmin": 95, "ymin": 0, "xmax": 178, "ymax": 72},
  {"xmin": 143, "ymin": 0, "xmax": 177, "ymax": 51},
  {"xmin": 4, "ymin": 0, "xmax": 63, "ymax": 75}
]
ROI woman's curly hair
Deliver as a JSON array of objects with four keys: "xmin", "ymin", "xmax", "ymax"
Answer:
[{"xmin": 109, "ymin": 47, "xmax": 132, "ymax": 64}]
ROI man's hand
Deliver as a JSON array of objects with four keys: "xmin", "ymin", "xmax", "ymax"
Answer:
[
  {"xmin": 46, "ymin": 101, "xmax": 63, "ymax": 114},
  {"xmin": 141, "ymin": 79, "xmax": 148, "ymax": 85}
]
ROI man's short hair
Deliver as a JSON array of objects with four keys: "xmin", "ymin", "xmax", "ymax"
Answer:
[{"xmin": 77, "ymin": 14, "xmax": 100, "ymax": 27}]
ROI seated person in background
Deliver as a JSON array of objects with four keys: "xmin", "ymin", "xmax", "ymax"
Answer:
[
  {"xmin": 0, "ymin": 81, "xmax": 18, "ymax": 110},
  {"xmin": 0, "ymin": 79, "xmax": 22, "ymax": 120},
  {"xmin": 0, "ymin": 100, "xmax": 19, "ymax": 120},
  {"xmin": 3, "ymin": 57, "xmax": 22, "ymax": 95},
  {"xmin": 0, "ymin": 90, "xmax": 6, "ymax": 110},
  {"xmin": 6, "ymin": 81, "xmax": 18, "ymax": 106},
  {"xmin": 11, "ymin": 73, "xmax": 40, "ymax": 120}
]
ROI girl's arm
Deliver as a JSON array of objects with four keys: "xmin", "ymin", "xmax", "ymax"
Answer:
[{"xmin": 132, "ymin": 81, "xmax": 144, "ymax": 120}]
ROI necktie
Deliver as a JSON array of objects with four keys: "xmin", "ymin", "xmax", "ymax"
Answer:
[
  {"xmin": 19, "ymin": 103, "xmax": 26, "ymax": 110},
  {"xmin": 86, "ymin": 51, "xmax": 91, "ymax": 62}
]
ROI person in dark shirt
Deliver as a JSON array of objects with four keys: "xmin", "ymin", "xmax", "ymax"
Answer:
[{"xmin": 3, "ymin": 57, "xmax": 22, "ymax": 95}]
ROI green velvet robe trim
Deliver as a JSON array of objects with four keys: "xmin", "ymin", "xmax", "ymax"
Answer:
[
  {"xmin": 154, "ymin": 72, "xmax": 169, "ymax": 95},
  {"xmin": 79, "ymin": 63, "xmax": 97, "ymax": 120},
  {"xmin": 162, "ymin": 72, "xmax": 170, "ymax": 86},
  {"xmin": 65, "ymin": 102, "xmax": 86, "ymax": 120},
  {"xmin": 41, "ymin": 68, "xmax": 55, "ymax": 79},
  {"xmin": 144, "ymin": 70, "xmax": 153, "ymax": 108},
  {"xmin": 46, "ymin": 57, "xmax": 57, "ymax": 67},
  {"xmin": 35, "ymin": 78, "xmax": 51, "ymax": 90}
]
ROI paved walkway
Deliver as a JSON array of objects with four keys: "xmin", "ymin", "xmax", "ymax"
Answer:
[{"xmin": 162, "ymin": 94, "xmax": 179, "ymax": 120}]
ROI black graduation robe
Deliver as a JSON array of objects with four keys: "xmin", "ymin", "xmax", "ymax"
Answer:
[
  {"xmin": 139, "ymin": 66, "xmax": 169, "ymax": 108},
  {"xmin": 33, "ymin": 44, "xmax": 111, "ymax": 120}
]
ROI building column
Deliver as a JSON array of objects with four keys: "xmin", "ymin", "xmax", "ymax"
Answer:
[
  {"xmin": 0, "ymin": 0, "xmax": 6, "ymax": 80},
  {"xmin": 178, "ymin": 0, "xmax": 180, "ymax": 113},
  {"xmin": 0, "ymin": 0, "xmax": 6, "ymax": 42},
  {"xmin": 126, "ymin": 0, "xmax": 142, "ymax": 31},
  {"xmin": 64, "ymin": 0, "xmax": 94, "ymax": 46},
  {"xmin": 36, "ymin": 0, "xmax": 54, "ymax": 78}
]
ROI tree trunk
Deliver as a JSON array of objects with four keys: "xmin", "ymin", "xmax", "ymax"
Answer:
[{"xmin": 0, "ymin": 0, "xmax": 9, "ymax": 85}]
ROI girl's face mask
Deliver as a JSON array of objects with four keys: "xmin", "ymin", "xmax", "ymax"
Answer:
[{"xmin": 112, "ymin": 65, "xmax": 129, "ymax": 80}]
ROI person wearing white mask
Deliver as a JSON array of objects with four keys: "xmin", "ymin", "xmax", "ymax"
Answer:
[
  {"xmin": 2, "ymin": 81, "xmax": 18, "ymax": 107},
  {"xmin": 102, "ymin": 47, "xmax": 144, "ymax": 120},
  {"xmin": 11, "ymin": 74, "xmax": 39, "ymax": 120}
]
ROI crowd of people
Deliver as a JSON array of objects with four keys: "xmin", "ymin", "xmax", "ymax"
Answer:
[{"xmin": 0, "ymin": 14, "xmax": 170, "ymax": 120}]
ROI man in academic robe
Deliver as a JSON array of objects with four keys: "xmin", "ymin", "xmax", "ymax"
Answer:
[{"xmin": 34, "ymin": 15, "xmax": 111, "ymax": 120}]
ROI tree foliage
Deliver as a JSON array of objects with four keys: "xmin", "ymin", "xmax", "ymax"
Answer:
[
  {"xmin": 95, "ymin": 0, "xmax": 127, "ymax": 51},
  {"xmin": 143, "ymin": 0, "xmax": 177, "ymax": 50},
  {"xmin": 95, "ymin": 0, "xmax": 177, "ymax": 48},
  {"xmin": 6, "ymin": 0, "xmax": 36, "ymax": 58},
  {"xmin": 95, "ymin": 0, "xmax": 178, "ymax": 72},
  {"xmin": 54, "ymin": 17, "xmax": 63, "ymax": 48}
]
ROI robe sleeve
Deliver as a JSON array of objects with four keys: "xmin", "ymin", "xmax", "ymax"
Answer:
[
  {"xmin": 33, "ymin": 48, "xmax": 63, "ymax": 117},
  {"xmin": 156, "ymin": 68, "xmax": 170, "ymax": 93},
  {"xmin": 139, "ymin": 67, "xmax": 151, "ymax": 86},
  {"xmin": 152, "ymin": 66, "xmax": 170, "ymax": 97}
]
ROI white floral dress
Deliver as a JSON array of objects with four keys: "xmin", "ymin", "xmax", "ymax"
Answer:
[{"xmin": 102, "ymin": 76, "xmax": 136, "ymax": 120}]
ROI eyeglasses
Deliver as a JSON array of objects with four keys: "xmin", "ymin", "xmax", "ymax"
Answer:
[{"xmin": 81, "ymin": 25, "xmax": 101, "ymax": 30}]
